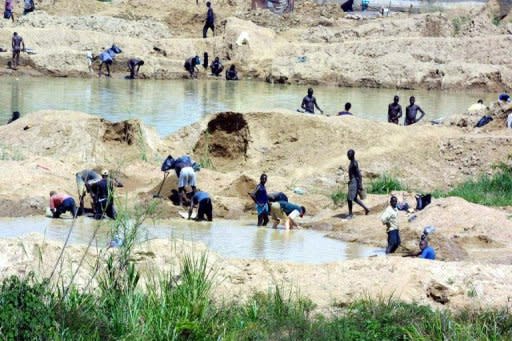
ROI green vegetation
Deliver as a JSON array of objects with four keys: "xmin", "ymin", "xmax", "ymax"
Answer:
[
  {"xmin": 331, "ymin": 188, "xmax": 346, "ymax": 206},
  {"xmin": 492, "ymin": 16, "xmax": 502, "ymax": 26},
  {"xmin": 0, "ymin": 144, "xmax": 24, "ymax": 161},
  {"xmin": 1, "ymin": 271, "xmax": 512, "ymax": 340},
  {"xmin": 435, "ymin": 163, "xmax": 512, "ymax": 206},
  {"xmin": 368, "ymin": 174, "xmax": 405, "ymax": 194},
  {"xmin": 199, "ymin": 131, "xmax": 215, "ymax": 170},
  {"xmin": 452, "ymin": 15, "xmax": 470, "ymax": 36}
]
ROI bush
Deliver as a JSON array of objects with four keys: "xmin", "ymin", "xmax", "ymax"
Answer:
[
  {"xmin": 331, "ymin": 188, "xmax": 346, "ymax": 206},
  {"xmin": 437, "ymin": 163, "xmax": 512, "ymax": 206},
  {"xmin": 368, "ymin": 174, "xmax": 404, "ymax": 194},
  {"xmin": 0, "ymin": 273, "xmax": 56, "ymax": 340}
]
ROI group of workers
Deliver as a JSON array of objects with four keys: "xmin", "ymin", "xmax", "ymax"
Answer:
[
  {"xmin": 161, "ymin": 154, "xmax": 213, "ymax": 221},
  {"xmin": 49, "ymin": 169, "xmax": 121, "ymax": 220},
  {"xmin": 344, "ymin": 147, "xmax": 435, "ymax": 259},
  {"xmin": 381, "ymin": 195, "xmax": 436, "ymax": 260},
  {"xmin": 184, "ymin": 54, "xmax": 239, "ymax": 80},
  {"xmin": 249, "ymin": 173, "xmax": 305, "ymax": 229},
  {"xmin": 4, "ymin": 0, "xmax": 34, "ymax": 22},
  {"xmin": 301, "ymin": 88, "xmax": 427, "ymax": 126}
]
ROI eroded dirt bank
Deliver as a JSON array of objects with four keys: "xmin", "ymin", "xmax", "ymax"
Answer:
[
  {"xmin": 0, "ymin": 0, "xmax": 511, "ymax": 90},
  {"xmin": 1, "ymin": 234, "xmax": 511, "ymax": 312}
]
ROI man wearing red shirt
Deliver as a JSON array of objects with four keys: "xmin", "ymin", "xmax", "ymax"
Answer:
[{"xmin": 49, "ymin": 191, "xmax": 77, "ymax": 218}]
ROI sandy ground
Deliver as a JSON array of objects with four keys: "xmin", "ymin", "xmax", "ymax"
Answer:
[
  {"xmin": 0, "ymin": 0, "xmax": 510, "ymax": 90},
  {"xmin": 1, "ymin": 234, "xmax": 511, "ymax": 313},
  {"xmin": 1, "ymin": 0, "xmax": 512, "ymax": 310},
  {"xmin": 1, "ymin": 107, "xmax": 512, "ymax": 308}
]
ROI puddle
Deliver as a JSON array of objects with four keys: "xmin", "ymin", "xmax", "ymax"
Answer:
[
  {"xmin": 0, "ymin": 217, "xmax": 383, "ymax": 264},
  {"xmin": 1, "ymin": 77, "xmax": 494, "ymax": 136}
]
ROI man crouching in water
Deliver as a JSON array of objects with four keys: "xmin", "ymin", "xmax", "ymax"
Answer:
[
  {"xmin": 49, "ymin": 191, "xmax": 77, "ymax": 218},
  {"xmin": 188, "ymin": 190, "xmax": 213, "ymax": 221},
  {"xmin": 270, "ymin": 201, "xmax": 305, "ymax": 230}
]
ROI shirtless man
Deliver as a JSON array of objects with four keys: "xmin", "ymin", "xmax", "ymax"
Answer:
[
  {"xmin": 11, "ymin": 32, "xmax": 25, "ymax": 70},
  {"xmin": 301, "ymin": 88, "xmax": 324, "ymax": 114},
  {"xmin": 404, "ymin": 96, "xmax": 426, "ymax": 126},
  {"xmin": 387, "ymin": 95, "xmax": 402, "ymax": 124},
  {"xmin": 346, "ymin": 149, "xmax": 369, "ymax": 219}
]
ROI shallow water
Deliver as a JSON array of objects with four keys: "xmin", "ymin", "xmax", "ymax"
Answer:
[
  {"xmin": 0, "ymin": 217, "xmax": 383, "ymax": 264},
  {"xmin": 1, "ymin": 77, "xmax": 494, "ymax": 136}
]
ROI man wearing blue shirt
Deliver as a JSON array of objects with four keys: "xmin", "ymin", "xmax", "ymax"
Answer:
[
  {"xmin": 418, "ymin": 239, "xmax": 436, "ymax": 260},
  {"xmin": 270, "ymin": 201, "xmax": 306, "ymax": 230},
  {"xmin": 189, "ymin": 191, "xmax": 213, "ymax": 221},
  {"xmin": 249, "ymin": 173, "xmax": 269, "ymax": 226}
]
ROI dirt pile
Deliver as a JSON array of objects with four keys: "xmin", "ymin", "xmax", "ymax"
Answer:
[
  {"xmin": 17, "ymin": 11, "xmax": 173, "ymax": 40},
  {"xmin": 173, "ymin": 110, "xmax": 512, "ymax": 192},
  {"xmin": 0, "ymin": 111, "xmax": 163, "ymax": 216},
  {"xmin": 0, "ymin": 110, "xmax": 160, "ymax": 163},
  {"xmin": 193, "ymin": 112, "xmax": 250, "ymax": 171}
]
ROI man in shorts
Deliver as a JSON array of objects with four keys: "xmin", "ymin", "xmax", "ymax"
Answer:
[
  {"xmin": 11, "ymin": 32, "xmax": 25, "ymax": 69},
  {"xmin": 270, "ymin": 201, "xmax": 306, "ymax": 229}
]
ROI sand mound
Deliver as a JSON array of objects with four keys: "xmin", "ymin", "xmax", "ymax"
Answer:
[
  {"xmin": 0, "ymin": 110, "xmax": 161, "ymax": 163},
  {"xmin": 193, "ymin": 112, "xmax": 250, "ymax": 171}
]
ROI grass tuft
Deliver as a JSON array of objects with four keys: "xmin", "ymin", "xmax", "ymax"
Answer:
[
  {"xmin": 436, "ymin": 163, "xmax": 512, "ymax": 206},
  {"xmin": 368, "ymin": 174, "xmax": 405, "ymax": 194},
  {"xmin": 331, "ymin": 188, "xmax": 346, "ymax": 206}
]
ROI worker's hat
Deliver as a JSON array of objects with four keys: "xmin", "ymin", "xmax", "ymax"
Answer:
[{"xmin": 101, "ymin": 169, "xmax": 109, "ymax": 176}]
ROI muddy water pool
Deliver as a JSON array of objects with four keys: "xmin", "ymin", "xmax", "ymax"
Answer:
[
  {"xmin": 1, "ymin": 77, "xmax": 494, "ymax": 136},
  {"xmin": 0, "ymin": 217, "xmax": 383, "ymax": 264}
]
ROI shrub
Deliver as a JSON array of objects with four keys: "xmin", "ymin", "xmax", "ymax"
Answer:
[{"xmin": 368, "ymin": 174, "xmax": 404, "ymax": 194}]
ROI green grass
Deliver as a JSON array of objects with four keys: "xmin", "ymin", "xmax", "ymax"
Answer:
[
  {"xmin": 331, "ymin": 188, "xmax": 346, "ymax": 206},
  {"xmin": 452, "ymin": 16, "xmax": 470, "ymax": 36},
  {"xmin": 436, "ymin": 163, "xmax": 512, "ymax": 206},
  {"xmin": 368, "ymin": 174, "xmax": 405, "ymax": 194},
  {"xmin": 1, "ymin": 271, "xmax": 511, "ymax": 340}
]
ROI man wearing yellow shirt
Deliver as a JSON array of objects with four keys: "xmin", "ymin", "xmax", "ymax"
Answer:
[{"xmin": 381, "ymin": 196, "xmax": 400, "ymax": 254}]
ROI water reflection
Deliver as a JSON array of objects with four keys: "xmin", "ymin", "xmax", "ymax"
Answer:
[
  {"xmin": 0, "ymin": 77, "xmax": 494, "ymax": 135},
  {"xmin": 0, "ymin": 217, "xmax": 383, "ymax": 264}
]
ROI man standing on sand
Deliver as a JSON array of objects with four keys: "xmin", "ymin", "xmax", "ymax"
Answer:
[
  {"xmin": 4, "ymin": 0, "xmax": 14, "ymax": 22},
  {"xmin": 301, "ymin": 88, "xmax": 324, "ymax": 114},
  {"xmin": 11, "ymin": 32, "xmax": 25, "ymax": 70},
  {"xmin": 346, "ymin": 149, "xmax": 369, "ymax": 219},
  {"xmin": 203, "ymin": 1, "xmax": 215, "ymax": 38},
  {"xmin": 127, "ymin": 58, "xmax": 144, "ymax": 79},
  {"xmin": 381, "ymin": 195, "xmax": 400, "ymax": 254},
  {"xmin": 404, "ymin": 96, "xmax": 426, "ymax": 126},
  {"xmin": 388, "ymin": 95, "xmax": 402, "ymax": 124}
]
